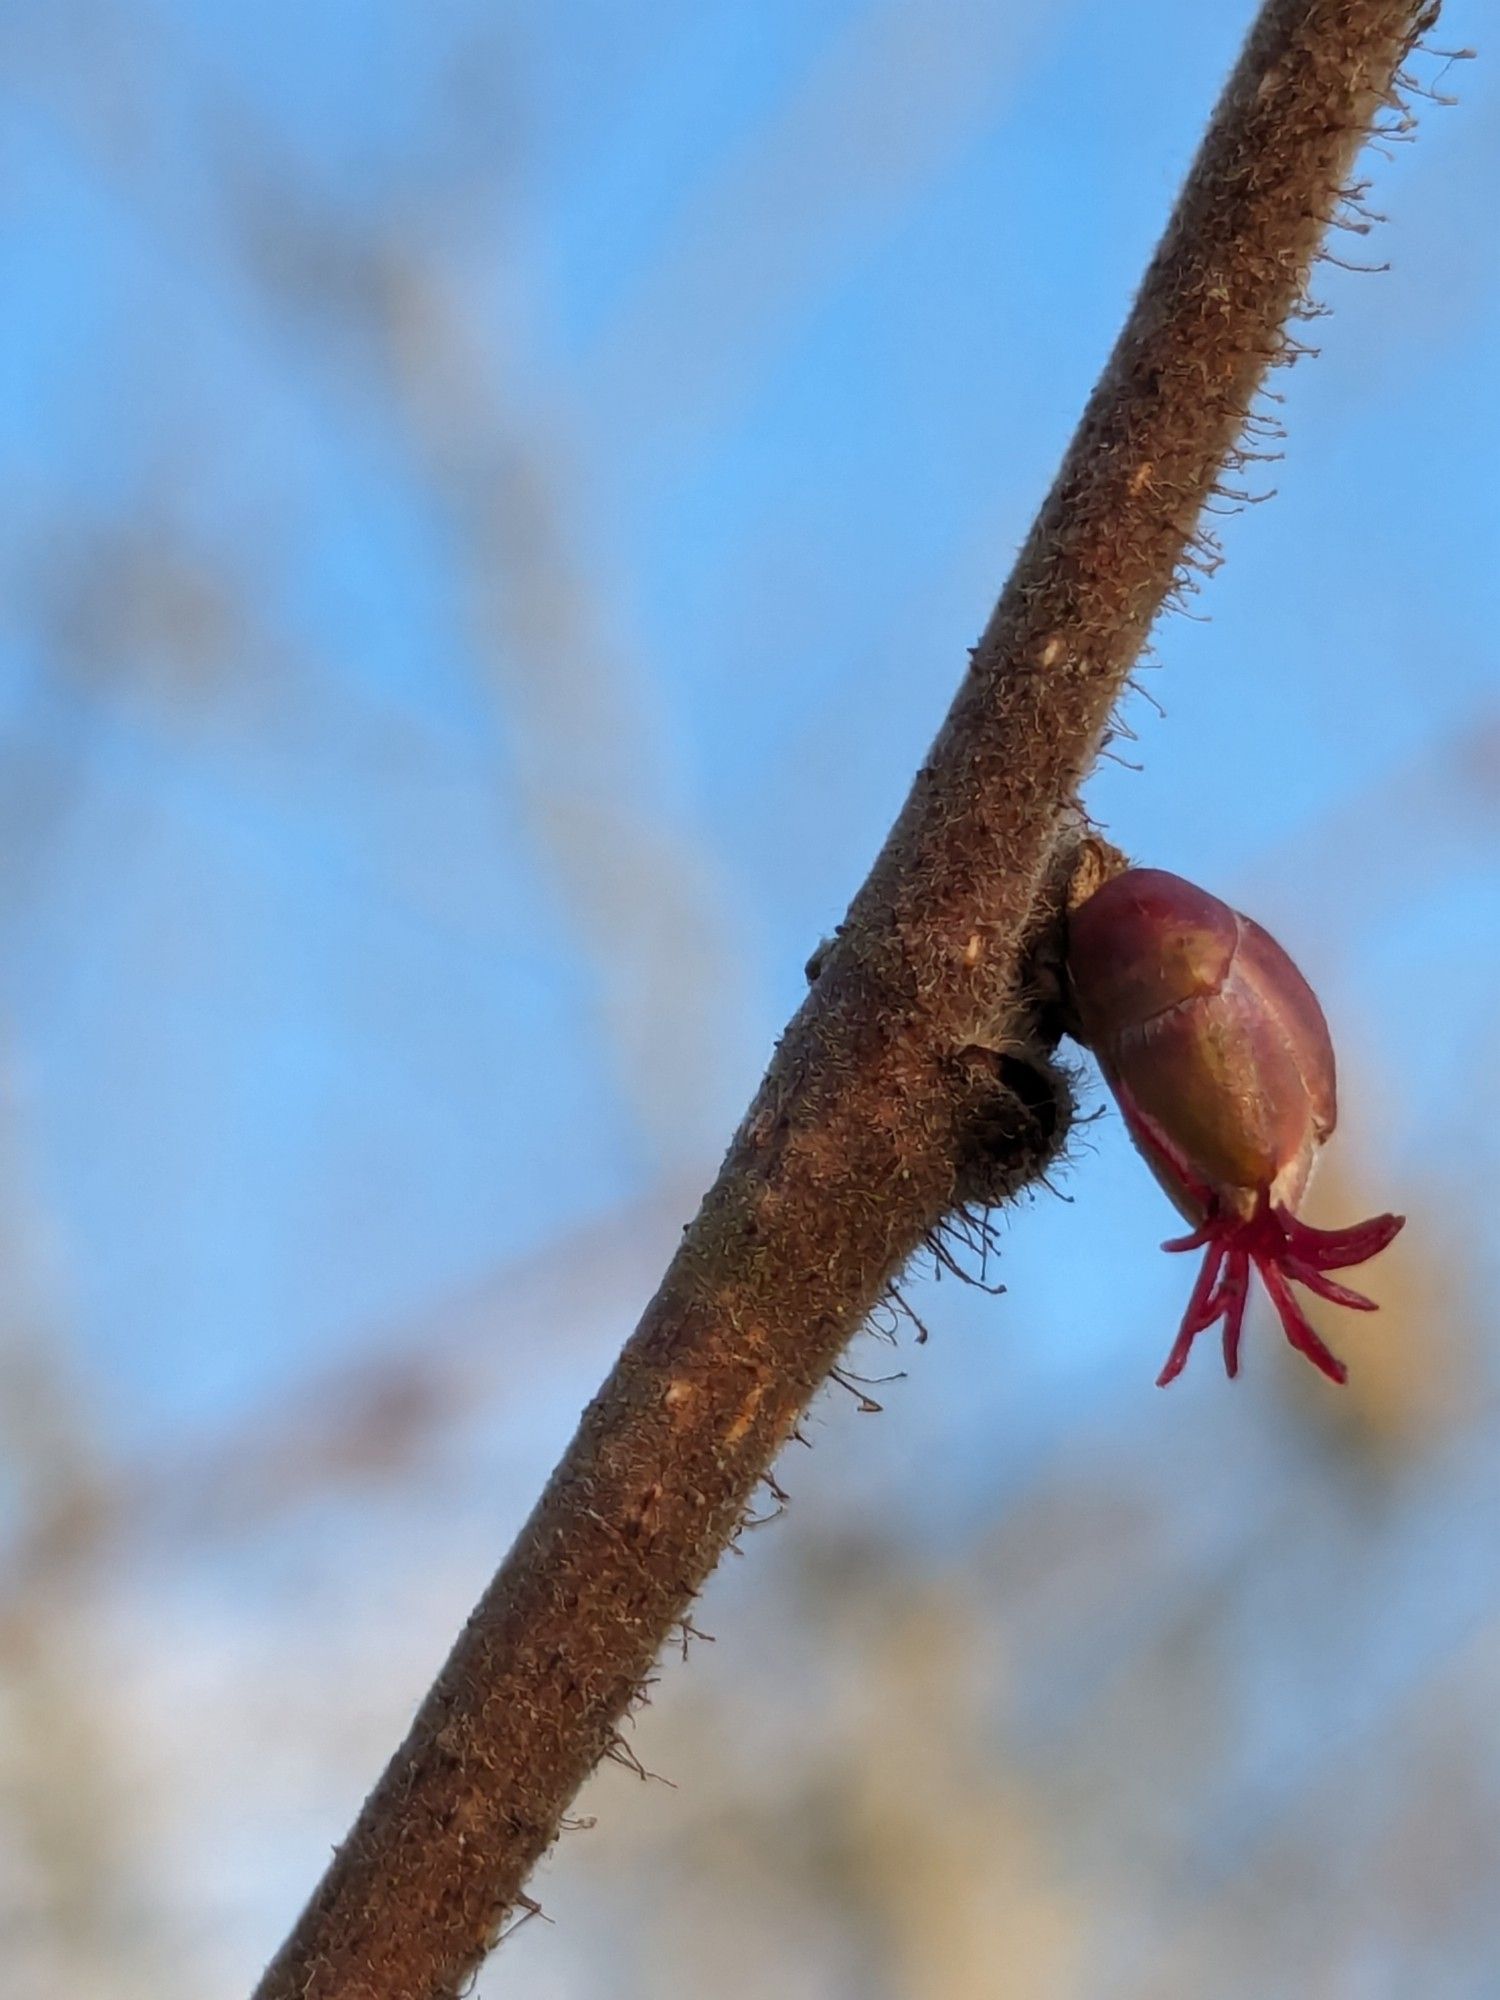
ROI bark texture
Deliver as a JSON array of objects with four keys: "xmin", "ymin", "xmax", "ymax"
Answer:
[{"xmin": 255, "ymin": 5, "xmax": 1441, "ymax": 1995}]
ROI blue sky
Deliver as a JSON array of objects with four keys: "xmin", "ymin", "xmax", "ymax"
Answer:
[{"xmin": 0, "ymin": 0, "xmax": 1493, "ymax": 1460}]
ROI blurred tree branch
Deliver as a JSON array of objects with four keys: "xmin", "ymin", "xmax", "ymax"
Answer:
[{"xmin": 255, "ymin": 4, "xmax": 1445, "ymax": 1995}]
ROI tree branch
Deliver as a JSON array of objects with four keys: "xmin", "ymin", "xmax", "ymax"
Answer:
[{"xmin": 254, "ymin": 4, "xmax": 1443, "ymax": 1994}]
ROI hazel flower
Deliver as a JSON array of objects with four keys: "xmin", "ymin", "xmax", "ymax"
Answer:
[{"xmin": 1067, "ymin": 866, "xmax": 1403, "ymax": 1386}]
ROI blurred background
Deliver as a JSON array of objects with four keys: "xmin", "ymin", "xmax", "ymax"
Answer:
[{"xmin": 0, "ymin": 2, "xmax": 1496, "ymax": 1995}]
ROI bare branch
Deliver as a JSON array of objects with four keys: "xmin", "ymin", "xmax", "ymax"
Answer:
[{"xmin": 254, "ymin": 6, "xmax": 1444, "ymax": 1995}]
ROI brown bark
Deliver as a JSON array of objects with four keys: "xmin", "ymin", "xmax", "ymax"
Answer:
[{"xmin": 254, "ymin": 5, "xmax": 1441, "ymax": 1995}]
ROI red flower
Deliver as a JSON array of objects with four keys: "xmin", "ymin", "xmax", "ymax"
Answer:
[{"xmin": 1067, "ymin": 867, "xmax": 1403, "ymax": 1386}]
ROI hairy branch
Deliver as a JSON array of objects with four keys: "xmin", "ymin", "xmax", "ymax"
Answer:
[{"xmin": 255, "ymin": 4, "xmax": 1443, "ymax": 1994}]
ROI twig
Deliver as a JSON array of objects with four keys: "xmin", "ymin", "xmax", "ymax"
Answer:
[{"xmin": 253, "ymin": 6, "xmax": 1443, "ymax": 1994}]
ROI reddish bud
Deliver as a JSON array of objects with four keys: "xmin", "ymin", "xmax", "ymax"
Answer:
[{"xmin": 1067, "ymin": 867, "xmax": 1403, "ymax": 1387}]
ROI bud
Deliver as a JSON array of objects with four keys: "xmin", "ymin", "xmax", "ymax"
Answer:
[{"xmin": 1067, "ymin": 867, "xmax": 1403, "ymax": 1386}]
